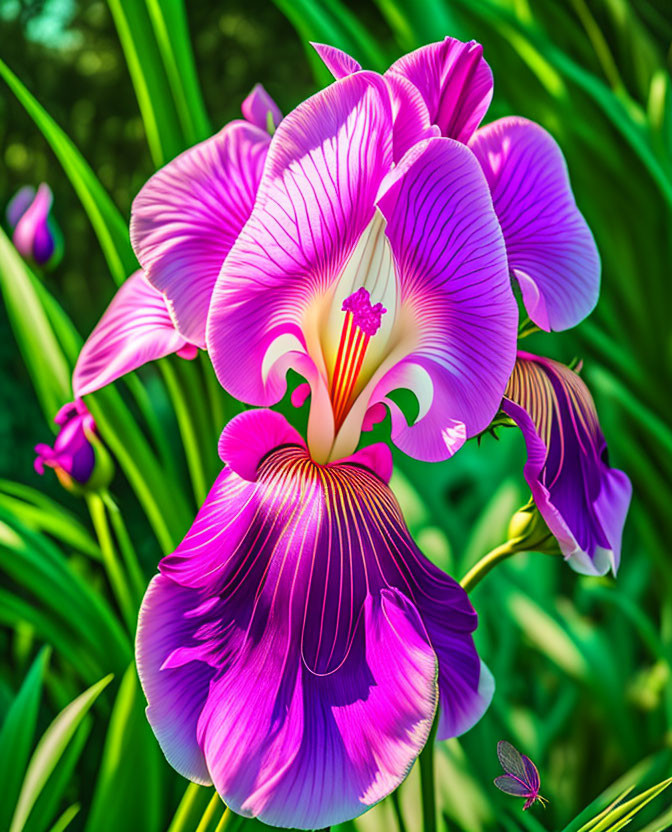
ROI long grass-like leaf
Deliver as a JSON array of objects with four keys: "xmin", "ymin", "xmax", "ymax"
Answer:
[
  {"xmin": 9, "ymin": 674, "xmax": 113, "ymax": 832},
  {"xmin": 106, "ymin": 0, "xmax": 186, "ymax": 166},
  {"xmin": 0, "ymin": 228, "xmax": 71, "ymax": 420},
  {"xmin": 0, "ymin": 648, "xmax": 50, "ymax": 832}
]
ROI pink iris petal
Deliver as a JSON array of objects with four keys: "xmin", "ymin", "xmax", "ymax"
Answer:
[
  {"xmin": 137, "ymin": 409, "xmax": 492, "ymax": 828},
  {"xmin": 502, "ymin": 353, "xmax": 631, "ymax": 576},
  {"xmin": 311, "ymin": 41, "xmax": 439, "ymax": 161},
  {"xmin": 206, "ymin": 71, "xmax": 394, "ymax": 406},
  {"xmin": 387, "ymin": 37, "xmax": 493, "ymax": 143},
  {"xmin": 311, "ymin": 41, "xmax": 362, "ymax": 79},
  {"xmin": 374, "ymin": 137, "xmax": 517, "ymax": 461},
  {"xmin": 241, "ymin": 83, "xmax": 282, "ymax": 130},
  {"xmin": 12, "ymin": 183, "xmax": 57, "ymax": 265},
  {"xmin": 469, "ymin": 117, "xmax": 600, "ymax": 331},
  {"xmin": 73, "ymin": 271, "xmax": 194, "ymax": 397},
  {"xmin": 130, "ymin": 121, "xmax": 270, "ymax": 347}
]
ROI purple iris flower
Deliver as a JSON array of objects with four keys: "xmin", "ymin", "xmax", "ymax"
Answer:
[
  {"xmin": 6, "ymin": 183, "xmax": 63, "ymax": 268},
  {"xmin": 136, "ymin": 408, "xmax": 494, "ymax": 828},
  {"xmin": 34, "ymin": 399, "xmax": 98, "ymax": 489},
  {"xmin": 127, "ymin": 38, "xmax": 605, "ymax": 828},
  {"xmin": 502, "ymin": 352, "xmax": 631, "ymax": 576},
  {"xmin": 314, "ymin": 38, "xmax": 601, "ymax": 333}
]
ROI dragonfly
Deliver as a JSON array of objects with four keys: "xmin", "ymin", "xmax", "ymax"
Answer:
[{"xmin": 494, "ymin": 740, "xmax": 549, "ymax": 810}]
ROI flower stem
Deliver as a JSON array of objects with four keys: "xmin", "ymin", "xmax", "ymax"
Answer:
[
  {"xmin": 194, "ymin": 791, "xmax": 223, "ymax": 832},
  {"xmin": 419, "ymin": 717, "xmax": 438, "ymax": 832},
  {"xmin": 166, "ymin": 783, "xmax": 204, "ymax": 832},
  {"xmin": 87, "ymin": 492, "xmax": 136, "ymax": 633},
  {"xmin": 100, "ymin": 489, "xmax": 145, "ymax": 600},
  {"xmin": 390, "ymin": 788, "xmax": 408, "ymax": 832},
  {"xmin": 459, "ymin": 538, "xmax": 524, "ymax": 594}
]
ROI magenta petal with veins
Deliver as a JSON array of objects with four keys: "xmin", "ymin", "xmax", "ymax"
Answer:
[{"xmin": 136, "ymin": 409, "xmax": 493, "ymax": 829}]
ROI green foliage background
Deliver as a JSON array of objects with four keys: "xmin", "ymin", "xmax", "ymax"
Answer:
[{"xmin": 0, "ymin": 1, "xmax": 671, "ymax": 831}]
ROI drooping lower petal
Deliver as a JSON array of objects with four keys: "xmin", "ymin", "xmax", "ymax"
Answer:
[
  {"xmin": 502, "ymin": 353, "xmax": 631, "ymax": 575},
  {"xmin": 387, "ymin": 37, "xmax": 493, "ymax": 143},
  {"xmin": 371, "ymin": 137, "xmax": 517, "ymax": 461},
  {"xmin": 73, "ymin": 271, "xmax": 193, "ymax": 396},
  {"xmin": 137, "ymin": 409, "xmax": 491, "ymax": 828},
  {"xmin": 469, "ymin": 118, "xmax": 600, "ymax": 331},
  {"xmin": 130, "ymin": 121, "xmax": 270, "ymax": 347}
]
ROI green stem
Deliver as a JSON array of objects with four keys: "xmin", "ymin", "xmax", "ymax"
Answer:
[
  {"xmin": 100, "ymin": 490, "xmax": 145, "ymax": 600},
  {"xmin": 166, "ymin": 783, "xmax": 205, "ymax": 832},
  {"xmin": 419, "ymin": 718, "xmax": 438, "ymax": 832},
  {"xmin": 459, "ymin": 539, "xmax": 524, "ymax": 594},
  {"xmin": 160, "ymin": 359, "xmax": 208, "ymax": 506},
  {"xmin": 194, "ymin": 791, "xmax": 223, "ymax": 832},
  {"xmin": 87, "ymin": 493, "xmax": 136, "ymax": 633},
  {"xmin": 390, "ymin": 788, "xmax": 408, "ymax": 832}
]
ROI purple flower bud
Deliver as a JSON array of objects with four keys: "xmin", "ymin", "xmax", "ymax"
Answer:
[
  {"xmin": 34, "ymin": 399, "xmax": 111, "ymax": 492},
  {"xmin": 6, "ymin": 183, "xmax": 62, "ymax": 268}
]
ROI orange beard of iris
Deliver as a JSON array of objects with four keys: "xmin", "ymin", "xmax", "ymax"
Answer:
[{"xmin": 329, "ymin": 287, "xmax": 386, "ymax": 431}]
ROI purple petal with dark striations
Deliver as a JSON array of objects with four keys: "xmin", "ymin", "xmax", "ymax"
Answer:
[
  {"xmin": 137, "ymin": 409, "xmax": 491, "ymax": 828},
  {"xmin": 503, "ymin": 352, "xmax": 631, "ymax": 575}
]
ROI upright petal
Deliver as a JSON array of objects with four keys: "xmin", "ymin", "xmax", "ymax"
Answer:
[
  {"xmin": 469, "ymin": 117, "xmax": 600, "ymax": 331},
  {"xmin": 241, "ymin": 83, "xmax": 282, "ymax": 131},
  {"xmin": 373, "ymin": 137, "xmax": 517, "ymax": 461},
  {"xmin": 387, "ymin": 37, "xmax": 493, "ymax": 143},
  {"xmin": 502, "ymin": 353, "xmax": 631, "ymax": 575},
  {"xmin": 311, "ymin": 42, "xmax": 362, "ymax": 79},
  {"xmin": 206, "ymin": 72, "xmax": 394, "ymax": 408},
  {"xmin": 130, "ymin": 121, "xmax": 270, "ymax": 347},
  {"xmin": 137, "ymin": 410, "xmax": 489, "ymax": 828},
  {"xmin": 73, "ymin": 271, "xmax": 192, "ymax": 396}
]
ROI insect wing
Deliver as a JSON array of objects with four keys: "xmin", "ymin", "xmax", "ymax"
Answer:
[
  {"xmin": 497, "ymin": 741, "xmax": 528, "ymax": 781},
  {"xmin": 522, "ymin": 754, "xmax": 540, "ymax": 793},
  {"xmin": 494, "ymin": 775, "xmax": 531, "ymax": 798}
]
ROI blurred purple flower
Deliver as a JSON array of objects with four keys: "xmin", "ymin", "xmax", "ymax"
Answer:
[
  {"xmin": 34, "ymin": 399, "xmax": 111, "ymax": 491},
  {"xmin": 314, "ymin": 38, "xmax": 601, "ymax": 333},
  {"xmin": 502, "ymin": 352, "xmax": 631, "ymax": 575},
  {"xmin": 6, "ymin": 183, "xmax": 63, "ymax": 268},
  {"xmin": 136, "ymin": 408, "xmax": 494, "ymax": 829}
]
